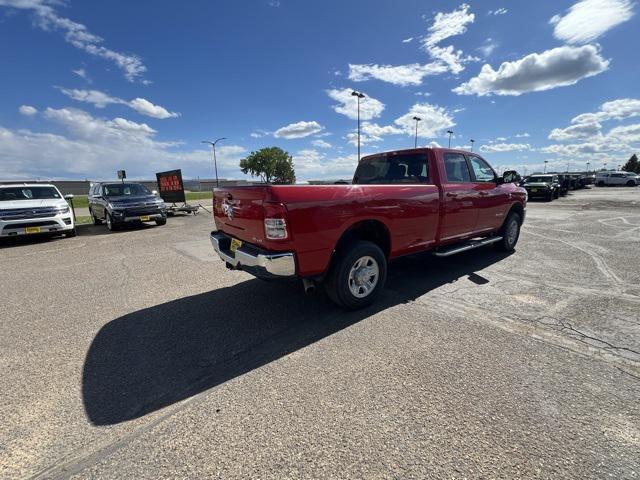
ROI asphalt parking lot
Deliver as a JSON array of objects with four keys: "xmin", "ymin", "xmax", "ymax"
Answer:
[{"xmin": 1, "ymin": 188, "xmax": 639, "ymax": 479}]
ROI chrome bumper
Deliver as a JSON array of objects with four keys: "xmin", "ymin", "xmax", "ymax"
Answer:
[{"xmin": 210, "ymin": 231, "xmax": 296, "ymax": 277}]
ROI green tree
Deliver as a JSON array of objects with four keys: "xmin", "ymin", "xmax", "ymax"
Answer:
[
  {"xmin": 239, "ymin": 147, "xmax": 296, "ymax": 184},
  {"xmin": 622, "ymin": 153, "xmax": 639, "ymax": 174}
]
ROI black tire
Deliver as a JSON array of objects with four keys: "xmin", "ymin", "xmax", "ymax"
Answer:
[
  {"xmin": 627, "ymin": 180, "xmax": 635, "ymax": 187},
  {"xmin": 495, "ymin": 212, "xmax": 521, "ymax": 252},
  {"xmin": 597, "ymin": 181, "xmax": 605, "ymax": 187},
  {"xmin": 554, "ymin": 189, "xmax": 560, "ymax": 199},
  {"xmin": 106, "ymin": 212, "xmax": 117, "ymax": 231},
  {"xmin": 324, "ymin": 240, "xmax": 387, "ymax": 309},
  {"xmin": 65, "ymin": 228, "xmax": 77, "ymax": 238},
  {"xmin": 546, "ymin": 191, "xmax": 553, "ymax": 202},
  {"xmin": 155, "ymin": 217, "xmax": 167, "ymax": 226},
  {"xmin": 90, "ymin": 208, "xmax": 102, "ymax": 225}
]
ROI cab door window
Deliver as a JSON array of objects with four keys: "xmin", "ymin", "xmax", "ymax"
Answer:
[
  {"xmin": 444, "ymin": 153, "xmax": 472, "ymax": 183},
  {"xmin": 467, "ymin": 155, "xmax": 496, "ymax": 183}
]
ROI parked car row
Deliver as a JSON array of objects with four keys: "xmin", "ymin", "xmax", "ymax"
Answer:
[
  {"xmin": 519, "ymin": 172, "xmax": 597, "ymax": 201},
  {"xmin": 0, "ymin": 181, "xmax": 167, "ymax": 239}
]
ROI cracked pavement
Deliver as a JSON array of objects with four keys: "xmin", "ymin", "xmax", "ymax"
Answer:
[{"xmin": 1, "ymin": 188, "xmax": 639, "ymax": 479}]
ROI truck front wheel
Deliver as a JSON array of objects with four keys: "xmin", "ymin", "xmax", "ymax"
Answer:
[
  {"xmin": 325, "ymin": 240, "xmax": 387, "ymax": 309},
  {"xmin": 495, "ymin": 212, "xmax": 521, "ymax": 252}
]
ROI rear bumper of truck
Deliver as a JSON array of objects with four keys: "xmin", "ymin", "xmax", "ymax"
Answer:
[{"xmin": 210, "ymin": 231, "xmax": 296, "ymax": 278}]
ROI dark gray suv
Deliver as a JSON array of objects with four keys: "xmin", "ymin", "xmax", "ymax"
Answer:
[{"xmin": 88, "ymin": 182, "xmax": 167, "ymax": 231}]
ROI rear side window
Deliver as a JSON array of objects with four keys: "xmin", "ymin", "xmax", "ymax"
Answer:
[
  {"xmin": 353, "ymin": 154, "xmax": 429, "ymax": 184},
  {"xmin": 467, "ymin": 155, "xmax": 496, "ymax": 183},
  {"xmin": 444, "ymin": 153, "xmax": 472, "ymax": 183}
]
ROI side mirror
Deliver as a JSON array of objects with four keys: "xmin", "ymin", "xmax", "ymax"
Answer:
[
  {"xmin": 152, "ymin": 190, "xmax": 159, "ymax": 196},
  {"xmin": 502, "ymin": 170, "xmax": 519, "ymax": 184},
  {"xmin": 64, "ymin": 194, "xmax": 74, "ymax": 200}
]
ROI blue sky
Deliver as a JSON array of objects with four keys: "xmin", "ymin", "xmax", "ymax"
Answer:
[{"xmin": 1, "ymin": 0, "xmax": 638, "ymax": 181}]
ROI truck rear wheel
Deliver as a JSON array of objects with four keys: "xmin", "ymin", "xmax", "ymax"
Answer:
[{"xmin": 324, "ymin": 240, "xmax": 387, "ymax": 309}]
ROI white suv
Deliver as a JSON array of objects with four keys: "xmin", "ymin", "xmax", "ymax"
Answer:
[
  {"xmin": 595, "ymin": 171, "xmax": 639, "ymax": 187},
  {"xmin": 0, "ymin": 184, "xmax": 76, "ymax": 238}
]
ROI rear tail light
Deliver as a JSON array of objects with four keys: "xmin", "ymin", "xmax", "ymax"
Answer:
[{"xmin": 263, "ymin": 202, "xmax": 288, "ymax": 240}]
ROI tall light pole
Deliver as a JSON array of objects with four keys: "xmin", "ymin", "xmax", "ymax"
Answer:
[
  {"xmin": 447, "ymin": 130, "xmax": 453, "ymax": 148},
  {"xmin": 202, "ymin": 137, "xmax": 226, "ymax": 187},
  {"xmin": 586, "ymin": 161, "xmax": 590, "ymax": 172},
  {"xmin": 604, "ymin": 161, "xmax": 607, "ymax": 171},
  {"xmin": 470, "ymin": 139, "xmax": 475, "ymax": 152},
  {"xmin": 544, "ymin": 160, "xmax": 549, "ymax": 173},
  {"xmin": 351, "ymin": 91, "xmax": 365, "ymax": 162},
  {"xmin": 412, "ymin": 116, "xmax": 421, "ymax": 148}
]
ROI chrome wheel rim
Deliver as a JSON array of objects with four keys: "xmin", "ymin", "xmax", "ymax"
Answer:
[
  {"xmin": 348, "ymin": 255, "xmax": 379, "ymax": 298},
  {"xmin": 506, "ymin": 220, "xmax": 518, "ymax": 245},
  {"xmin": 107, "ymin": 214, "xmax": 112, "ymax": 229}
]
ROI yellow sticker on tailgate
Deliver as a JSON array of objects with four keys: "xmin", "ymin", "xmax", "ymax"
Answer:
[{"xmin": 140, "ymin": 215, "xmax": 151, "ymax": 221}]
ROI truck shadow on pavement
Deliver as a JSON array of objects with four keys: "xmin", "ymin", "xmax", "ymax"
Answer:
[{"xmin": 82, "ymin": 248, "xmax": 513, "ymax": 426}]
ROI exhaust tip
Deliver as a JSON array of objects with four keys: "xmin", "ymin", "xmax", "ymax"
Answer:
[{"xmin": 302, "ymin": 278, "xmax": 316, "ymax": 294}]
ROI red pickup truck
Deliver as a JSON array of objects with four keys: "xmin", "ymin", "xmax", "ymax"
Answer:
[{"xmin": 211, "ymin": 148, "xmax": 526, "ymax": 308}]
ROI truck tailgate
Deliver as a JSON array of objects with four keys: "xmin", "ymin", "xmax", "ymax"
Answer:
[{"xmin": 213, "ymin": 186, "xmax": 269, "ymax": 244}]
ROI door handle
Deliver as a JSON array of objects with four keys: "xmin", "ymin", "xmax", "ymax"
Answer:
[
  {"xmin": 446, "ymin": 192, "xmax": 458, "ymax": 198},
  {"xmin": 479, "ymin": 191, "xmax": 489, "ymax": 196}
]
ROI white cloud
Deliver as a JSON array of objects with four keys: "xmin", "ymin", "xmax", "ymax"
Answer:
[
  {"xmin": 250, "ymin": 129, "xmax": 270, "ymax": 138},
  {"xmin": 327, "ymin": 88, "xmax": 385, "ymax": 120},
  {"xmin": 274, "ymin": 120, "xmax": 324, "ymax": 139},
  {"xmin": 19, "ymin": 105, "xmax": 38, "ymax": 116},
  {"xmin": 59, "ymin": 88, "xmax": 121, "ymax": 108},
  {"xmin": 0, "ymin": 0, "xmax": 148, "ymax": 82},
  {"xmin": 72, "ymin": 68, "xmax": 90, "ymax": 82},
  {"xmin": 348, "ymin": 62, "xmax": 447, "ymax": 86},
  {"xmin": 346, "ymin": 122, "xmax": 404, "ymax": 146},
  {"xmin": 421, "ymin": 4, "xmax": 478, "ymax": 75},
  {"xmin": 488, "ymin": 8, "xmax": 508, "ymax": 15},
  {"xmin": 478, "ymin": 38, "xmax": 497, "ymax": 57},
  {"xmin": 128, "ymin": 98, "xmax": 179, "ymax": 119},
  {"xmin": 58, "ymin": 88, "xmax": 179, "ymax": 119},
  {"xmin": 453, "ymin": 45, "xmax": 609, "ymax": 96},
  {"xmin": 426, "ymin": 45, "xmax": 478, "ymax": 75},
  {"xmin": 607, "ymin": 123, "xmax": 640, "ymax": 144},
  {"xmin": 550, "ymin": 0, "xmax": 634, "ymax": 44},
  {"xmin": 350, "ymin": 4, "xmax": 477, "ymax": 87},
  {"xmin": 394, "ymin": 103, "xmax": 456, "ymax": 138},
  {"xmin": 548, "ymin": 121, "xmax": 602, "ymax": 141},
  {"xmin": 423, "ymin": 3, "xmax": 475, "ymax": 47},
  {"xmin": 311, "ymin": 139, "xmax": 332, "ymax": 149},
  {"xmin": 480, "ymin": 143, "xmax": 531, "ymax": 152},
  {"xmin": 293, "ymin": 150, "xmax": 359, "ymax": 180},
  {"xmin": 514, "ymin": 132, "xmax": 530, "ymax": 137},
  {"xmin": 572, "ymin": 98, "xmax": 640, "ymax": 124},
  {"xmin": 402, "ymin": 37, "xmax": 414, "ymax": 43},
  {"xmin": 0, "ymin": 107, "xmax": 246, "ymax": 179}
]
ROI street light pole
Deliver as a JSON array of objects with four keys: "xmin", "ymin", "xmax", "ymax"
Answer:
[
  {"xmin": 586, "ymin": 161, "xmax": 590, "ymax": 172},
  {"xmin": 446, "ymin": 130, "xmax": 453, "ymax": 148},
  {"xmin": 470, "ymin": 139, "xmax": 475, "ymax": 152},
  {"xmin": 202, "ymin": 137, "xmax": 227, "ymax": 188},
  {"xmin": 544, "ymin": 160, "xmax": 549, "ymax": 173},
  {"xmin": 412, "ymin": 116, "xmax": 421, "ymax": 148},
  {"xmin": 351, "ymin": 91, "xmax": 365, "ymax": 162}
]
